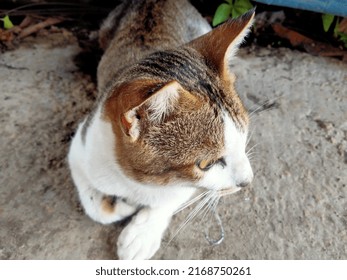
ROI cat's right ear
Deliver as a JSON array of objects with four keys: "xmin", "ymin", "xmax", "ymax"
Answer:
[{"xmin": 189, "ymin": 9, "xmax": 254, "ymax": 80}]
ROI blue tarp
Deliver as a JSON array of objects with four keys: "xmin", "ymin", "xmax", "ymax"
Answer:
[{"xmin": 253, "ymin": 0, "xmax": 347, "ymax": 17}]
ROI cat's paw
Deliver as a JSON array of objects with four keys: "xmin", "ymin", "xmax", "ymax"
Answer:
[{"xmin": 117, "ymin": 209, "xmax": 167, "ymax": 260}]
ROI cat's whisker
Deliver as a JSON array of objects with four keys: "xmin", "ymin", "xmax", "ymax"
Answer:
[
  {"xmin": 168, "ymin": 195, "xmax": 210, "ymax": 244},
  {"xmin": 186, "ymin": 192, "xmax": 215, "ymax": 223},
  {"xmin": 245, "ymin": 128, "xmax": 255, "ymax": 148},
  {"xmin": 200, "ymin": 192, "xmax": 219, "ymax": 222},
  {"xmin": 249, "ymin": 106, "xmax": 269, "ymax": 121},
  {"xmin": 174, "ymin": 190, "xmax": 210, "ymax": 215},
  {"xmin": 247, "ymin": 151, "xmax": 259, "ymax": 157},
  {"xmin": 246, "ymin": 143, "xmax": 258, "ymax": 156},
  {"xmin": 246, "ymin": 150, "xmax": 258, "ymax": 155},
  {"xmin": 207, "ymin": 194, "xmax": 220, "ymax": 217},
  {"xmin": 248, "ymin": 157, "xmax": 258, "ymax": 164},
  {"xmin": 168, "ymin": 187, "xmax": 241, "ymax": 249},
  {"xmin": 249, "ymin": 94, "xmax": 286, "ymax": 114},
  {"xmin": 167, "ymin": 191, "xmax": 214, "ymax": 245},
  {"xmin": 218, "ymin": 187, "xmax": 241, "ymax": 197},
  {"xmin": 246, "ymin": 152, "xmax": 258, "ymax": 159},
  {"xmin": 247, "ymin": 153, "xmax": 258, "ymax": 161},
  {"xmin": 204, "ymin": 195, "xmax": 226, "ymax": 246},
  {"xmin": 248, "ymin": 103, "xmax": 270, "ymax": 119},
  {"xmin": 248, "ymin": 94, "xmax": 285, "ymax": 119}
]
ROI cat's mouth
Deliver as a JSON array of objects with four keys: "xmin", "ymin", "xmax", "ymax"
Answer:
[{"xmin": 217, "ymin": 187, "xmax": 241, "ymax": 197}]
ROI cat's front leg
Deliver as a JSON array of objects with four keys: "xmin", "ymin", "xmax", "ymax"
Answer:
[{"xmin": 117, "ymin": 206, "xmax": 173, "ymax": 260}]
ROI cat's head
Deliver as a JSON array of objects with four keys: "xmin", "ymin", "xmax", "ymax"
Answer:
[{"xmin": 104, "ymin": 11, "xmax": 254, "ymax": 191}]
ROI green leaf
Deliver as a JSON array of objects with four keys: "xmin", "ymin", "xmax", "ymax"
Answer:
[
  {"xmin": 2, "ymin": 15, "xmax": 14, "ymax": 29},
  {"xmin": 337, "ymin": 32, "xmax": 347, "ymax": 48},
  {"xmin": 232, "ymin": 0, "xmax": 253, "ymax": 18},
  {"xmin": 322, "ymin": 14, "xmax": 334, "ymax": 32},
  {"xmin": 212, "ymin": 3, "xmax": 232, "ymax": 27}
]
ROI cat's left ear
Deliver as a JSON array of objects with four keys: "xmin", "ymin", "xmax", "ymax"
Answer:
[
  {"xmin": 189, "ymin": 9, "xmax": 255, "ymax": 80},
  {"xmin": 107, "ymin": 80, "xmax": 199, "ymax": 142}
]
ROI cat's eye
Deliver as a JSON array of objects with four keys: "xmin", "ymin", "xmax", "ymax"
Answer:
[
  {"xmin": 196, "ymin": 157, "xmax": 226, "ymax": 171},
  {"xmin": 197, "ymin": 159, "xmax": 214, "ymax": 171}
]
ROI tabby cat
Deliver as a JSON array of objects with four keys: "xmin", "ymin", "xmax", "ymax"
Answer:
[{"xmin": 68, "ymin": 0, "xmax": 254, "ymax": 260}]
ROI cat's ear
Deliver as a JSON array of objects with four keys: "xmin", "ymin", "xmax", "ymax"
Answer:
[
  {"xmin": 189, "ymin": 9, "xmax": 254, "ymax": 79},
  {"xmin": 115, "ymin": 80, "xmax": 195, "ymax": 142}
]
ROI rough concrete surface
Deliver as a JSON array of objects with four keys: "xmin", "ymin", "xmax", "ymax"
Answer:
[{"xmin": 0, "ymin": 33, "xmax": 346, "ymax": 260}]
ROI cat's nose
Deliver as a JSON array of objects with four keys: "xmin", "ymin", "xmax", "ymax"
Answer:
[
  {"xmin": 232, "ymin": 155, "xmax": 253, "ymax": 188},
  {"xmin": 236, "ymin": 181, "xmax": 251, "ymax": 188},
  {"xmin": 236, "ymin": 173, "xmax": 253, "ymax": 188}
]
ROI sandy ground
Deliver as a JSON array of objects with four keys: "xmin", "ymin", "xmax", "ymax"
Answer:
[{"xmin": 0, "ymin": 32, "xmax": 346, "ymax": 260}]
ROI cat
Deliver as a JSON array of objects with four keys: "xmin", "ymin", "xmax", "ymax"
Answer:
[{"xmin": 68, "ymin": 0, "xmax": 254, "ymax": 260}]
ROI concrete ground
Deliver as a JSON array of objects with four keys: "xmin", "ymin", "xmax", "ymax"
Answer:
[{"xmin": 0, "ymin": 32, "xmax": 346, "ymax": 260}]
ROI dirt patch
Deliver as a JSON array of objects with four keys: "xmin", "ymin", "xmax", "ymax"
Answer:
[{"xmin": 0, "ymin": 32, "xmax": 346, "ymax": 259}]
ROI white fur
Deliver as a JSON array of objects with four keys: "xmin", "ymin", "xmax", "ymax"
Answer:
[
  {"xmin": 147, "ymin": 81, "xmax": 180, "ymax": 123},
  {"xmin": 198, "ymin": 112, "xmax": 253, "ymax": 190}
]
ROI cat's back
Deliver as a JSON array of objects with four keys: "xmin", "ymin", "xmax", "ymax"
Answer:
[{"xmin": 97, "ymin": 0, "xmax": 211, "ymax": 92}]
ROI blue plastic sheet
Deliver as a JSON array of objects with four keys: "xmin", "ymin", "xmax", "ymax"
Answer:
[{"xmin": 253, "ymin": 0, "xmax": 347, "ymax": 17}]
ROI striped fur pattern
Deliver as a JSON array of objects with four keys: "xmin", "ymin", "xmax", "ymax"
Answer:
[{"xmin": 68, "ymin": 0, "xmax": 254, "ymax": 259}]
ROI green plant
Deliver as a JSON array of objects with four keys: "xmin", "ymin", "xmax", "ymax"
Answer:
[
  {"xmin": 322, "ymin": 14, "xmax": 347, "ymax": 48},
  {"xmin": 322, "ymin": 14, "xmax": 334, "ymax": 32},
  {"xmin": 0, "ymin": 15, "xmax": 14, "ymax": 29},
  {"xmin": 212, "ymin": 0, "xmax": 253, "ymax": 27}
]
